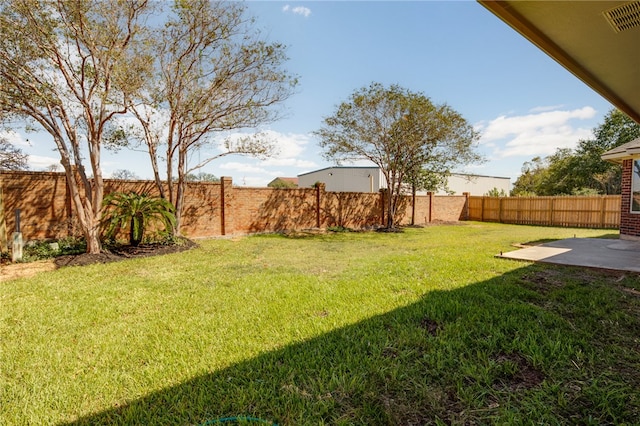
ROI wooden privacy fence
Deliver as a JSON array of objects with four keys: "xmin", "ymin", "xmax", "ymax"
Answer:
[{"xmin": 468, "ymin": 195, "xmax": 621, "ymax": 228}]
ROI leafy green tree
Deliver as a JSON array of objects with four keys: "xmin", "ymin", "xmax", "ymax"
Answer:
[
  {"xmin": 513, "ymin": 148, "xmax": 598, "ymax": 195},
  {"xmin": 538, "ymin": 148, "xmax": 578, "ymax": 195},
  {"xmin": 268, "ymin": 178, "xmax": 297, "ymax": 188},
  {"xmin": 485, "ymin": 187, "xmax": 508, "ymax": 197},
  {"xmin": 127, "ymin": 0, "xmax": 297, "ymax": 234},
  {"xmin": 315, "ymin": 82, "xmax": 481, "ymax": 228},
  {"xmin": 102, "ymin": 192, "xmax": 176, "ymax": 247},
  {"xmin": 405, "ymin": 169, "xmax": 449, "ymax": 225},
  {"xmin": 573, "ymin": 109, "xmax": 640, "ymax": 194},
  {"xmin": 512, "ymin": 109, "xmax": 640, "ymax": 196},
  {"xmin": 511, "ymin": 157, "xmax": 546, "ymax": 196},
  {"xmin": 0, "ymin": 0, "xmax": 153, "ymax": 253}
]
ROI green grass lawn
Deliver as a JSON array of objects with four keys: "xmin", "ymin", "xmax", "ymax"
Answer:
[{"xmin": 1, "ymin": 222, "xmax": 638, "ymax": 425}]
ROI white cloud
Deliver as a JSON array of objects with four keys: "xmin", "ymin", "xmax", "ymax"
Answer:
[
  {"xmin": 476, "ymin": 107, "xmax": 597, "ymax": 159},
  {"xmin": 215, "ymin": 130, "xmax": 313, "ymax": 164},
  {"xmin": 204, "ymin": 129, "xmax": 320, "ymax": 186},
  {"xmin": 28, "ymin": 155, "xmax": 60, "ymax": 170},
  {"xmin": 0, "ymin": 130, "xmax": 31, "ymax": 147},
  {"xmin": 266, "ymin": 130, "xmax": 311, "ymax": 159},
  {"xmin": 528, "ymin": 104, "xmax": 565, "ymax": 113},
  {"xmin": 262, "ymin": 157, "xmax": 317, "ymax": 168},
  {"xmin": 239, "ymin": 176, "xmax": 274, "ymax": 187},
  {"xmin": 0, "ymin": 130, "xmax": 60, "ymax": 170},
  {"xmin": 282, "ymin": 4, "xmax": 311, "ymax": 17},
  {"xmin": 218, "ymin": 162, "xmax": 269, "ymax": 174}
]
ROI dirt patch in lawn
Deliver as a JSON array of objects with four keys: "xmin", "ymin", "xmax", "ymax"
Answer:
[
  {"xmin": 0, "ymin": 260, "xmax": 58, "ymax": 282},
  {"xmin": 520, "ymin": 269, "xmax": 569, "ymax": 294},
  {"xmin": 419, "ymin": 316, "xmax": 441, "ymax": 336},
  {"xmin": 522, "ymin": 267, "xmax": 636, "ymax": 296},
  {"xmin": 491, "ymin": 352, "xmax": 545, "ymax": 392},
  {"xmin": 1, "ymin": 239, "xmax": 198, "ymax": 282}
]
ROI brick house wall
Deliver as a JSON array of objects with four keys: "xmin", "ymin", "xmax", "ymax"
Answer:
[{"xmin": 619, "ymin": 159, "xmax": 640, "ymax": 239}]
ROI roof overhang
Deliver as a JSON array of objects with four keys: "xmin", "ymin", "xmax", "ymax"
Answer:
[
  {"xmin": 601, "ymin": 137, "xmax": 640, "ymax": 163},
  {"xmin": 478, "ymin": 1, "xmax": 640, "ymax": 124}
]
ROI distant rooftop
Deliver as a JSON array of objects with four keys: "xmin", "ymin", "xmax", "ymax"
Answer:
[{"xmin": 601, "ymin": 137, "xmax": 640, "ymax": 163}]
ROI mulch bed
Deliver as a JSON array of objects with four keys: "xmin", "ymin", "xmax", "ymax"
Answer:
[{"xmin": 54, "ymin": 239, "xmax": 199, "ymax": 267}]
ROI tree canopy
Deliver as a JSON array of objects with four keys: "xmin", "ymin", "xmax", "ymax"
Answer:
[
  {"xmin": 0, "ymin": 136, "xmax": 28, "ymax": 171},
  {"xmin": 126, "ymin": 0, "xmax": 297, "ymax": 234},
  {"xmin": 0, "ymin": 0, "xmax": 295, "ymax": 250},
  {"xmin": 111, "ymin": 169, "xmax": 139, "ymax": 180},
  {"xmin": 0, "ymin": 0, "xmax": 153, "ymax": 253},
  {"xmin": 315, "ymin": 82, "xmax": 482, "ymax": 228},
  {"xmin": 512, "ymin": 109, "xmax": 640, "ymax": 196}
]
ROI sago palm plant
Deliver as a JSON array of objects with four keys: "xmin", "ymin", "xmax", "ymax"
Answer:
[{"xmin": 101, "ymin": 192, "xmax": 176, "ymax": 246}]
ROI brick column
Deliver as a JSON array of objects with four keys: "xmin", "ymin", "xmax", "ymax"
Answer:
[
  {"xmin": 220, "ymin": 177, "xmax": 233, "ymax": 236},
  {"xmin": 428, "ymin": 191, "xmax": 434, "ymax": 222},
  {"xmin": 315, "ymin": 183, "xmax": 325, "ymax": 228}
]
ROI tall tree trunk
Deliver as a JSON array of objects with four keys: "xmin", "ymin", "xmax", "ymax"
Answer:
[
  {"xmin": 85, "ymin": 222, "xmax": 102, "ymax": 253},
  {"xmin": 149, "ymin": 144, "xmax": 166, "ymax": 200},
  {"xmin": 386, "ymin": 189, "xmax": 395, "ymax": 229},
  {"xmin": 133, "ymin": 107, "xmax": 167, "ymax": 200},
  {"xmin": 174, "ymin": 143, "xmax": 188, "ymax": 236},
  {"xmin": 62, "ymin": 164, "xmax": 102, "ymax": 254}
]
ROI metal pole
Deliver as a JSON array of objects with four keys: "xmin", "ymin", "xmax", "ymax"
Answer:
[
  {"xmin": 12, "ymin": 208, "xmax": 22, "ymax": 262},
  {"xmin": 15, "ymin": 208, "xmax": 20, "ymax": 232}
]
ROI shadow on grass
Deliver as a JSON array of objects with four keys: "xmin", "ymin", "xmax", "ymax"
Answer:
[{"xmin": 65, "ymin": 265, "xmax": 639, "ymax": 425}]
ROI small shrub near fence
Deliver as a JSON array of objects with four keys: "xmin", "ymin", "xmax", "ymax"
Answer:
[{"xmin": 469, "ymin": 195, "xmax": 621, "ymax": 229}]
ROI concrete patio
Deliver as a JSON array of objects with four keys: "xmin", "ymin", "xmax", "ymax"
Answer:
[{"xmin": 498, "ymin": 238, "xmax": 640, "ymax": 273}]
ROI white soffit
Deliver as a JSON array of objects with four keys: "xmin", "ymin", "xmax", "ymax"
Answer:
[{"xmin": 479, "ymin": 1, "xmax": 640, "ymax": 124}]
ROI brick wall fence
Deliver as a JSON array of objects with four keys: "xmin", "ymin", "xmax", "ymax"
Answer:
[{"xmin": 0, "ymin": 171, "xmax": 469, "ymax": 244}]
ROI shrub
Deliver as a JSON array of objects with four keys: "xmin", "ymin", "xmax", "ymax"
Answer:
[
  {"xmin": 102, "ymin": 192, "xmax": 176, "ymax": 246},
  {"xmin": 20, "ymin": 237, "xmax": 86, "ymax": 262}
]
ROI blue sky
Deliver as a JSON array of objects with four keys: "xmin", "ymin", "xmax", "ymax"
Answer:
[{"xmin": 3, "ymin": 1, "xmax": 615, "ymax": 187}]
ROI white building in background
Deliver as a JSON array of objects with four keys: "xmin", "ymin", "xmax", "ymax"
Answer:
[
  {"xmin": 298, "ymin": 167, "xmax": 384, "ymax": 193},
  {"xmin": 297, "ymin": 167, "xmax": 510, "ymax": 196},
  {"xmin": 445, "ymin": 173, "xmax": 511, "ymax": 196}
]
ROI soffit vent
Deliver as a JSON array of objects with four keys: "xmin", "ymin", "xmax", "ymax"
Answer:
[{"xmin": 603, "ymin": 1, "xmax": 640, "ymax": 33}]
